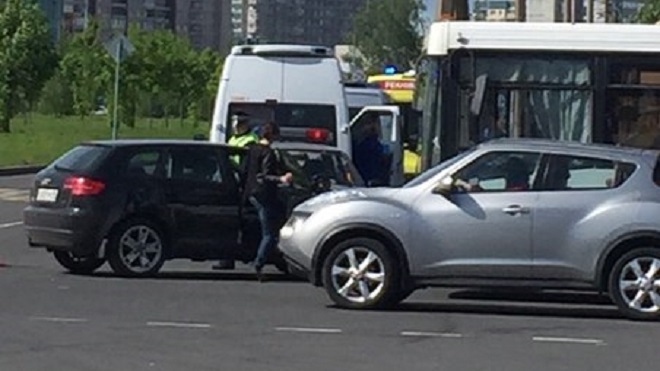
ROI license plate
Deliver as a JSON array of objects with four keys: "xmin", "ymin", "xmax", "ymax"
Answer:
[{"xmin": 36, "ymin": 188, "xmax": 59, "ymax": 202}]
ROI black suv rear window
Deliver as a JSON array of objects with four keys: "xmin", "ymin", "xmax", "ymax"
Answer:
[{"xmin": 51, "ymin": 145, "xmax": 110, "ymax": 172}]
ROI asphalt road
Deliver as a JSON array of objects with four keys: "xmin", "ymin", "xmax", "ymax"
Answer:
[{"xmin": 1, "ymin": 174, "xmax": 659, "ymax": 371}]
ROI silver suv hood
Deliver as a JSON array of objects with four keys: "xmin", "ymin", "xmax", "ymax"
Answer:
[{"xmin": 296, "ymin": 187, "xmax": 400, "ymax": 212}]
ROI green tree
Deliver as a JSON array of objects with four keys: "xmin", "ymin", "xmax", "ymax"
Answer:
[
  {"xmin": 348, "ymin": 0, "xmax": 426, "ymax": 71},
  {"xmin": 38, "ymin": 69, "xmax": 74, "ymax": 116},
  {"xmin": 0, "ymin": 0, "xmax": 57, "ymax": 132},
  {"xmin": 60, "ymin": 19, "xmax": 112, "ymax": 120},
  {"xmin": 636, "ymin": 0, "xmax": 660, "ymax": 24},
  {"xmin": 186, "ymin": 48, "xmax": 223, "ymax": 124}
]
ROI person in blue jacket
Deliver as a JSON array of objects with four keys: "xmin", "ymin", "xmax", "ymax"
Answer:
[{"xmin": 353, "ymin": 115, "xmax": 388, "ymax": 186}]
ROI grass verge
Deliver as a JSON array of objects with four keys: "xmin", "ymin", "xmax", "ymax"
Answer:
[{"xmin": 0, "ymin": 114, "xmax": 208, "ymax": 167}]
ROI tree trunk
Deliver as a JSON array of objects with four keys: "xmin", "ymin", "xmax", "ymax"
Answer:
[
  {"xmin": 0, "ymin": 96, "xmax": 13, "ymax": 133},
  {"xmin": 148, "ymin": 98, "xmax": 153, "ymax": 128},
  {"xmin": 179, "ymin": 100, "xmax": 184, "ymax": 127}
]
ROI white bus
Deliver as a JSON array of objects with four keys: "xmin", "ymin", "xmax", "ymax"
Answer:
[
  {"xmin": 211, "ymin": 44, "xmax": 405, "ymax": 185},
  {"xmin": 415, "ymin": 21, "xmax": 660, "ymax": 170}
]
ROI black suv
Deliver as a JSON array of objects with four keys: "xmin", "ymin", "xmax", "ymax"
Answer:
[{"xmin": 23, "ymin": 140, "xmax": 362, "ymax": 277}]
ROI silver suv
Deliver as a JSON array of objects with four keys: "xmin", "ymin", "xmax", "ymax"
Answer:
[{"xmin": 279, "ymin": 139, "xmax": 660, "ymax": 320}]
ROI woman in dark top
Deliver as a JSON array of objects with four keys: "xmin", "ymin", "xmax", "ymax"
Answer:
[{"xmin": 243, "ymin": 122, "xmax": 292, "ymax": 281}]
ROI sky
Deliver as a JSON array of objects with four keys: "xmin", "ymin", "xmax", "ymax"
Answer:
[{"xmin": 423, "ymin": 0, "xmax": 436, "ymax": 19}]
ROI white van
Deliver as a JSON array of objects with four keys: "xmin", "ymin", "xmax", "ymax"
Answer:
[
  {"xmin": 210, "ymin": 44, "xmax": 404, "ymax": 186},
  {"xmin": 344, "ymin": 82, "xmax": 389, "ymax": 120}
]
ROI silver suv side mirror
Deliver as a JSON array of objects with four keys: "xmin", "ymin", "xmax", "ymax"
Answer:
[{"xmin": 432, "ymin": 176, "xmax": 455, "ymax": 197}]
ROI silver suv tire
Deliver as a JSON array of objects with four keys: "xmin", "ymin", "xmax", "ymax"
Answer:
[{"xmin": 322, "ymin": 237, "xmax": 399, "ymax": 309}]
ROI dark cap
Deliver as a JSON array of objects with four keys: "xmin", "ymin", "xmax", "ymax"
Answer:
[{"xmin": 232, "ymin": 111, "xmax": 250, "ymax": 126}]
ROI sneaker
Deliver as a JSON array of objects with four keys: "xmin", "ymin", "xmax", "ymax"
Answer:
[
  {"xmin": 212, "ymin": 259, "xmax": 235, "ymax": 270},
  {"xmin": 255, "ymin": 267, "xmax": 265, "ymax": 282}
]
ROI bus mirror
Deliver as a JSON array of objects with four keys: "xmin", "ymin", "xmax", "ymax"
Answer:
[{"xmin": 470, "ymin": 74, "xmax": 488, "ymax": 117}]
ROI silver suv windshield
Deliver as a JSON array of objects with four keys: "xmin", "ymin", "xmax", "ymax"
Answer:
[{"xmin": 403, "ymin": 148, "xmax": 476, "ymax": 188}]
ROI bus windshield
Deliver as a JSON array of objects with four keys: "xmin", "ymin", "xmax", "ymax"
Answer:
[
  {"xmin": 227, "ymin": 103, "xmax": 337, "ymax": 145},
  {"xmin": 419, "ymin": 21, "xmax": 660, "ymax": 172}
]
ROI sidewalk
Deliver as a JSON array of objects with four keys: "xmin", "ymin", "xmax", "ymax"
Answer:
[{"xmin": 0, "ymin": 165, "xmax": 43, "ymax": 176}]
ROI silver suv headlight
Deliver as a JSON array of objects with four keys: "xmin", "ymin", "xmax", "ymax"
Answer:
[
  {"xmin": 302, "ymin": 189, "xmax": 367, "ymax": 207},
  {"xmin": 280, "ymin": 212, "xmax": 312, "ymax": 239}
]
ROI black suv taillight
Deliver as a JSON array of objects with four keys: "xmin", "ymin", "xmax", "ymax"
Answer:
[{"xmin": 63, "ymin": 176, "xmax": 106, "ymax": 196}]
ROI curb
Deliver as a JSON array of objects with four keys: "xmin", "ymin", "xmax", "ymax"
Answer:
[{"xmin": 0, "ymin": 165, "xmax": 44, "ymax": 176}]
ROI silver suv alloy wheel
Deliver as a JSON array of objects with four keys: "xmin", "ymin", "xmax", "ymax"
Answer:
[
  {"xmin": 322, "ymin": 237, "xmax": 401, "ymax": 309},
  {"xmin": 330, "ymin": 246, "xmax": 386, "ymax": 304},
  {"xmin": 618, "ymin": 257, "xmax": 660, "ymax": 313},
  {"xmin": 610, "ymin": 248, "xmax": 660, "ymax": 320}
]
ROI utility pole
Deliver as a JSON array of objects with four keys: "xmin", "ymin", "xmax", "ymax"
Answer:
[{"xmin": 514, "ymin": 0, "xmax": 526, "ymax": 21}]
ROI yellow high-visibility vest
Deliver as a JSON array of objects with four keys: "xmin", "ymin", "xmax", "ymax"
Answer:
[{"xmin": 228, "ymin": 132, "xmax": 258, "ymax": 165}]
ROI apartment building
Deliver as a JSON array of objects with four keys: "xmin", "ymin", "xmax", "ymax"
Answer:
[
  {"xmin": 472, "ymin": 0, "xmax": 516, "ymax": 21},
  {"xmin": 473, "ymin": 0, "xmax": 646, "ymax": 23},
  {"xmin": 176, "ymin": 0, "xmax": 233, "ymax": 52},
  {"xmin": 255, "ymin": 0, "xmax": 368, "ymax": 46},
  {"xmin": 38, "ymin": 0, "xmax": 64, "ymax": 41},
  {"xmin": 50, "ymin": 0, "xmax": 234, "ymax": 52},
  {"xmin": 231, "ymin": 0, "xmax": 258, "ymax": 43}
]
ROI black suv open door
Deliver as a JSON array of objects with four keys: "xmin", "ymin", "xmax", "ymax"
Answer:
[{"xmin": 164, "ymin": 145, "xmax": 241, "ymax": 259}]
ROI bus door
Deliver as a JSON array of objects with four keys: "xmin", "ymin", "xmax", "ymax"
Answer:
[{"xmin": 348, "ymin": 106, "xmax": 403, "ymax": 187}]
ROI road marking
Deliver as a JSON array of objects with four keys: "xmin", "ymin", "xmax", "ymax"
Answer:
[
  {"xmin": 0, "ymin": 221, "xmax": 22, "ymax": 229},
  {"xmin": 30, "ymin": 316, "xmax": 88, "ymax": 323},
  {"xmin": 275, "ymin": 326, "xmax": 342, "ymax": 334},
  {"xmin": 401, "ymin": 331, "xmax": 463, "ymax": 338},
  {"xmin": 0, "ymin": 188, "xmax": 29, "ymax": 203},
  {"xmin": 532, "ymin": 336, "xmax": 605, "ymax": 345},
  {"xmin": 146, "ymin": 321, "xmax": 212, "ymax": 329}
]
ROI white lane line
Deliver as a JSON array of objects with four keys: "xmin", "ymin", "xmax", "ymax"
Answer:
[
  {"xmin": 532, "ymin": 336, "xmax": 605, "ymax": 345},
  {"xmin": 275, "ymin": 326, "xmax": 342, "ymax": 334},
  {"xmin": 146, "ymin": 321, "xmax": 212, "ymax": 329},
  {"xmin": 30, "ymin": 316, "xmax": 88, "ymax": 323},
  {"xmin": 401, "ymin": 331, "xmax": 463, "ymax": 338},
  {"xmin": 0, "ymin": 221, "xmax": 22, "ymax": 229}
]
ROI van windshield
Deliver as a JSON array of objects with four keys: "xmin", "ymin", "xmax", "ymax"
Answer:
[{"xmin": 227, "ymin": 103, "xmax": 337, "ymax": 145}]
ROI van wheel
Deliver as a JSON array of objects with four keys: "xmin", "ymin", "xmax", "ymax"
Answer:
[
  {"xmin": 107, "ymin": 219, "xmax": 166, "ymax": 277},
  {"xmin": 53, "ymin": 251, "xmax": 105, "ymax": 275},
  {"xmin": 609, "ymin": 248, "xmax": 660, "ymax": 321},
  {"xmin": 322, "ymin": 237, "xmax": 399, "ymax": 309}
]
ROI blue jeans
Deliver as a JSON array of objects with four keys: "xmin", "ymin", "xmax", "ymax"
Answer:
[{"xmin": 249, "ymin": 196, "xmax": 278, "ymax": 269}]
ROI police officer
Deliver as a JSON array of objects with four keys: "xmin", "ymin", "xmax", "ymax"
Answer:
[
  {"xmin": 212, "ymin": 112, "xmax": 259, "ymax": 271},
  {"xmin": 228, "ymin": 112, "xmax": 259, "ymax": 164}
]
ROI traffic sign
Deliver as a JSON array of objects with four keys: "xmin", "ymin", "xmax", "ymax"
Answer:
[
  {"xmin": 104, "ymin": 34, "xmax": 135, "ymax": 63},
  {"xmin": 104, "ymin": 34, "xmax": 135, "ymax": 140}
]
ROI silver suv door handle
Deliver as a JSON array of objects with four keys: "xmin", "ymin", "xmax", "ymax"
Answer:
[{"xmin": 502, "ymin": 205, "xmax": 530, "ymax": 215}]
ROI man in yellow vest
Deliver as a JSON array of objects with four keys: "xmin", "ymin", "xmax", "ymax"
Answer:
[
  {"xmin": 228, "ymin": 112, "xmax": 259, "ymax": 164},
  {"xmin": 213, "ymin": 112, "xmax": 259, "ymax": 270}
]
